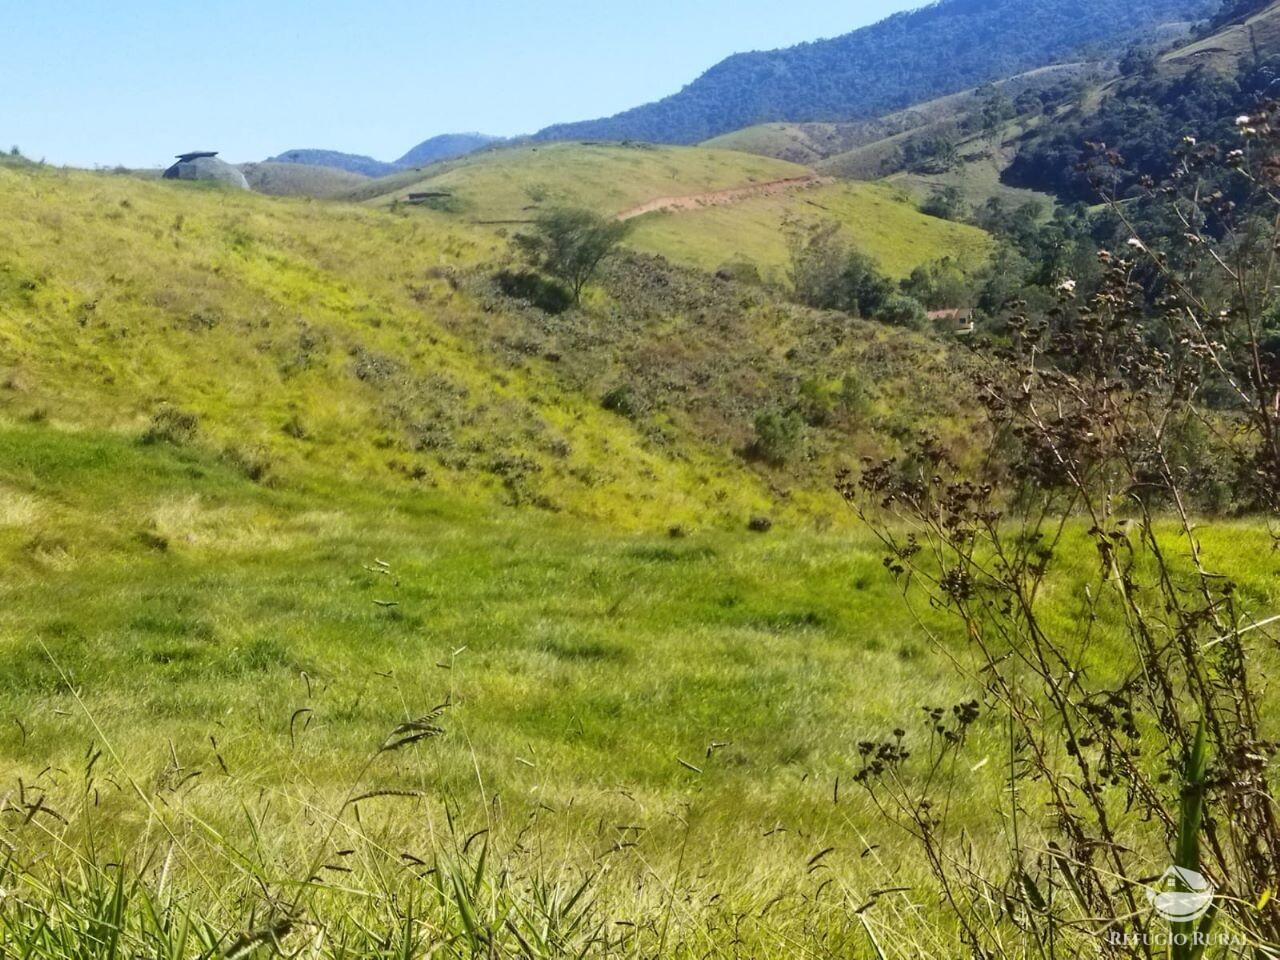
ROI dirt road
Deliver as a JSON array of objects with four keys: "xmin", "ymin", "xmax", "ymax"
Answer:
[{"xmin": 614, "ymin": 173, "xmax": 833, "ymax": 221}]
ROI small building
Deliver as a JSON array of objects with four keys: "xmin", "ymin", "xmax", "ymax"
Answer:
[{"xmin": 162, "ymin": 151, "xmax": 249, "ymax": 190}]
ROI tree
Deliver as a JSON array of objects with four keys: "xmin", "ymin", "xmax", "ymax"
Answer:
[
  {"xmin": 919, "ymin": 185, "xmax": 967, "ymax": 221},
  {"xmin": 901, "ymin": 257, "xmax": 972, "ymax": 309},
  {"xmin": 515, "ymin": 207, "xmax": 630, "ymax": 305},
  {"xmin": 876, "ymin": 293, "xmax": 927, "ymax": 329},
  {"xmin": 789, "ymin": 223, "xmax": 892, "ymax": 317},
  {"xmin": 978, "ymin": 82, "xmax": 1016, "ymax": 141}
]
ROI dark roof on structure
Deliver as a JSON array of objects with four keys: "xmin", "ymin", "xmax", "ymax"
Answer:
[{"xmin": 162, "ymin": 152, "xmax": 250, "ymax": 190}]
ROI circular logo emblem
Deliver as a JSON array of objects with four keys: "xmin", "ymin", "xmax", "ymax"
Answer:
[{"xmin": 1146, "ymin": 866, "xmax": 1215, "ymax": 922}]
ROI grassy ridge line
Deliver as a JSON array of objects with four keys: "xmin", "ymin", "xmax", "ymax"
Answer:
[
  {"xmin": 348, "ymin": 141, "xmax": 991, "ymax": 279},
  {"xmin": 0, "ymin": 165, "xmax": 782, "ymax": 528},
  {"xmin": 353, "ymin": 142, "xmax": 810, "ymax": 216}
]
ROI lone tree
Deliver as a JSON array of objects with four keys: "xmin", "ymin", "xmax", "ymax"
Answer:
[{"xmin": 516, "ymin": 207, "xmax": 630, "ymax": 305}]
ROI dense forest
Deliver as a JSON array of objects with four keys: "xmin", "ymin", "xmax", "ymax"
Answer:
[
  {"xmin": 1005, "ymin": 56, "xmax": 1280, "ymax": 200},
  {"xmin": 534, "ymin": 0, "xmax": 1216, "ymax": 145}
]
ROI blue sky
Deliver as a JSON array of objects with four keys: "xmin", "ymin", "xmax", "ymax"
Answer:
[{"xmin": 3, "ymin": 1, "xmax": 917, "ymax": 168}]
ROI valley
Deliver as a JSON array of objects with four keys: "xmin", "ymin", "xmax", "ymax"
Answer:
[{"xmin": 5, "ymin": 1, "xmax": 1280, "ymax": 958}]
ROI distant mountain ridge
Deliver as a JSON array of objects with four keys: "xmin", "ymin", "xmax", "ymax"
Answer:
[
  {"xmin": 267, "ymin": 133, "xmax": 500, "ymax": 178},
  {"xmin": 394, "ymin": 133, "xmax": 501, "ymax": 167},
  {"xmin": 533, "ymin": 0, "xmax": 1218, "ymax": 145},
  {"xmin": 267, "ymin": 149, "xmax": 397, "ymax": 178}
]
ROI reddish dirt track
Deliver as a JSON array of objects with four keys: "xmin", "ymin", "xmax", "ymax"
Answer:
[{"xmin": 614, "ymin": 174, "xmax": 833, "ymax": 221}]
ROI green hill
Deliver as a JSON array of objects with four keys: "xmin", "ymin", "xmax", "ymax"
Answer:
[
  {"xmin": 0, "ymin": 163, "xmax": 977, "ymax": 531},
  {"xmin": 351, "ymin": 141, "xmax": 809, "ymax": 216},
  {"xmin": 1158, "ymin": 0, "xmax": 1280, "ymax": 75},
  {"xmin": 1002, "ymin": 1, "xmax": 1280, "ymax": 201},
  {"xmin": 240, "ymin": 160, "xmax": 371, "ymax": 197},
  {"xmin": 350, "ymin": 141, "xmax": 990, "ymax": 279},
  {"xmin": 626, "ymin": 179, "xmax": 991, "ymax": 280},
  {"xmin": 702, "ymin": 63, "xmax": 1095, "ymax": 167}
]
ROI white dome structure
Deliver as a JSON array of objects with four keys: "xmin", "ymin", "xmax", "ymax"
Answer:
[{"xmin": 162, "ymin": 151, "xmax": 250, "ymax": 190}]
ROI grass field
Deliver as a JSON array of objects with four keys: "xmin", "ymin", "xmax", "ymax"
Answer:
[
  {"xmin": 5, "ymin": 414, "xmax": 1280, "ymax": 956},
  {"xmin": 350, "ymin": 142, "xmax": 809, "ymax": 218},
  {"xmin": 6, "ymin": 160, "xmax": 1272, "ymax": 957},
  {"xmin": 626, "ymin": 180, "xmax": 992, "ymax": 280},
  {"xmin": 344, "ymin": 141, "xmax": 986, "ymax": 280},
  {"xmin": 0, "ymin": 419, "xmax": 982, "ymax": 956}
]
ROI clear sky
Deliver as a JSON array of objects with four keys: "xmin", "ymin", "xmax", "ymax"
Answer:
[{"xmin": 2, "ymin": 0, "xmax": 918, "ymax": 169}]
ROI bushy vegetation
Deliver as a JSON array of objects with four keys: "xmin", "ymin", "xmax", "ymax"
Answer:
[
  {"xmin": 514, "ymin": 207, "xmax": 630, "ymax": 304},
  {"xmin": 1007, "ymin": 55, "xmax": 1280, "ymax": 201},
  {"xmin": 845, "ymin": 115, "xmax": 1280, "ymax": 954},
  {"xmin": 789, "ymin": 224, "xmax": 891, "ymax": 316}
]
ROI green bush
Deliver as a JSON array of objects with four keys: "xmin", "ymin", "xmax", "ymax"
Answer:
[
  {"xmin": 749, "ymin": 409, "xmax": 805, "ymax": 465},
  {"xmin": 789, "ymin": 223, "xmax": 891, "ymax": 316},
  {"xmin": 919, "ymin": 185, "xmax": 967, "ymax": 221},
  {"xmin": 140, "ymin": 406, "xmax": 199, "ymax": 446},
  {"xmin": 495, "ymin": 269, "xmax": 573, "ymax": 314},
  {"xmin": 601, "ymin": 383, "xmax": 646, "ymax": 419},
  {"xmin": 877, "ymin": 293, "xmax": 928, "ymax": 329}
]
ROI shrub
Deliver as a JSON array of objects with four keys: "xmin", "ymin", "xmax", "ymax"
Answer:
[
  {"xmin": 789, "ymin": 223, "xmax": 891, "ymax": 316},
  {"xmin": 494, "ymin": 269, "xmax": 573, "ymax": 314},
  {"xmin": 748, "ymin": 409, "xmax": 804, "ymax": 465},
  {"xmin": 714, "ymin": 259, "xmax": 762, "ymax": 285},
  {"xmin": 840, "ymin": 374, "xmax": 873, "ymax": 417},
  {"xmin": 601, "ymin": 384, "xmax": 645, "ymax": 419},
  {"xmin": 514, "ymin": 207, "xmax": 631, "ymax": 305},
  {"xmin": 877, "ymin": 293, "xmax": 927, "ymax": 329},
  {"xmin": 919, "ymin": 185, "xmax": 967, "ymax": 221},
  {"xmin": 141, "ymin": 406, "xmax": 199, "ymax": 446},
  {"xmin": 797, "ymin": 377, "xmax": 840, "ymax": 427}
]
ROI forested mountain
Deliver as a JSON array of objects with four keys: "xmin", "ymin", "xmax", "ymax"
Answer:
[
  {"xmin": 534, "ymin": 0, "xmax": 1217, "ymax": 145},
  {"xmin": 265, "ymin": 148, "xmax": 397, "ymax": 177},
  {"xmin": 1006, "ymin": 0, "xmax": 1280, "ymax": 199},
  {"xmin": 394, "ymin": 133, "xmax": 501, "ymax": 167},
  {"xmin": 266, "ymin": 134, "xmax": 499, "ymax": 178}
]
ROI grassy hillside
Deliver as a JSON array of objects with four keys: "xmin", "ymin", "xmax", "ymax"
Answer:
[
  {"xmin": 0, "ymin": 163, "xmax": 979, "ymax": 534},
  {"xmin": 349, "ymin": 141, "xmax": 988, "ymax": 279},
  {"xmin": 702, "ymin": 63, "xmax": 1095, "ymax": 166},
  {"xmin": 241, "ymin": 160, "xmax": 371, "ymax": 197},
  {"xmin": 1158, "ymin": 0, "xmax": 1280, "ymax": 74},
  {"xmin": 0, "ymin": 161, "xmax": 990, "ymax": 956},
  {"xmin": 0, "ymin": 166, "xmax": 765, "ymax": 530},
  {"xmin": 351, "ymin": 141, "xmax": 809, "ymax": 216},
  {"xmin": 626, "ymin": 180, "xmax": 992, "ymax": 280}
]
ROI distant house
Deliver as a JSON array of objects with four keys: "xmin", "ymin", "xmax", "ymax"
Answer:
[
  {"xmin": 927, "ymin": 307, "xmax": 976, "ymax": 335},
  {"xmin": 162, "ymin": 151, "xmax": 249, "ymax": 190}
]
